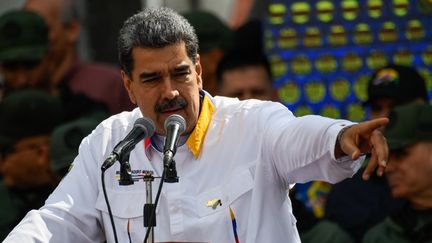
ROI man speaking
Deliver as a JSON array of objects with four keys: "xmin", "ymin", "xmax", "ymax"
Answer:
[{"xmin": 4, "ymin": 7, "xmax": 389, "ymax": 243}]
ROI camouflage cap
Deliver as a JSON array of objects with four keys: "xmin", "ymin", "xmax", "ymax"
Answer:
[
  {"xmin": 50, "ymin": 118, "xmax": 100, "ymax": 173},
  {"xmin": 182, "ymin": 10, "xmax": 233, "ymax": 53},
  {"xmin": 0, "ymin": 89, "xmax": 63, "ymax": 149},
  {"xmin": 366, "ymin": 64, "xmax": 429, "ymax": 105},
  {"xmin": 0, "ymin": 10, "xmax": 49, "ymax": 63},
  {"xmin": 385, "ymin": 103, "xmax": 432, "ymax": 150}
]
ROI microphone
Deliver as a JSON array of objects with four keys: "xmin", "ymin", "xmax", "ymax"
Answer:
[
  {"xmin": 163, "ymin": 114, "xmax": 186, "ymax": 167},
  {"xmin": 101, "ymin": 117, "xmax": 155, "ymax": 171}
]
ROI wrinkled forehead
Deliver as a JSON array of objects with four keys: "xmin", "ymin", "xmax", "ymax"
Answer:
[{"xmin": 131, "ymin": 43, "xmax": 193, "ymax": 72}]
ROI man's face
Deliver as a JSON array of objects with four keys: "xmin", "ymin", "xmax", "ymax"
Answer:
[
  {"xmin": 25, "ymin": 0, "xmax": 76, "ymax": 68},
  {"xmin": 122, "ymin": 42, "xmax": 202, "ymax": 135},
  {"xmin": 199, "ymin": 49, "xmax": 224, "ymax": 95},
  {"xmin": 369, "ymin": 97, "xmax": 395, "ymax": 119},
  {"xmin": 385, "ymin": 143, "xmax": 432, "ymax": 203},
  {"xmin": 0, "ymin": 58, "xmax": 52, "ymax": 91},
  {"xmin": 219, "ymin": 65, "xmax": 275, "ymax": 101},
  {"xmin": 0, "ymin": 135, "xmax": 53, "ymax": 189}
]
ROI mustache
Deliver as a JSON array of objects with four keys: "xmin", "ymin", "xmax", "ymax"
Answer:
[{"xmin": 155, "ymin": 97, "xmax": 188, "ymax": 113}]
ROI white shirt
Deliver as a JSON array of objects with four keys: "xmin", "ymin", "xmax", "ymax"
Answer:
[{"xmin": 4, "ymin": 95, "xmax": 363, "ymax": 243}]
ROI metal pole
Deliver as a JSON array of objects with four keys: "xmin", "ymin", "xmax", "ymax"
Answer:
[{"xmin": 143, "ymin": 172, "xmax": 155, "ymax": 243}]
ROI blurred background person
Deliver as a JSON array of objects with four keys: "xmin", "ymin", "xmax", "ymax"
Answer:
[
  {"xmin": 0, "ymin": 10, "xmax": 51, "ymax": 93},
  {"xmin": 215, "ymin": 17, "xmax": 277, "ymax": 101},
  {"xmin": 365, "ymin": 64, "xmax": 429, "ymax": 119},
  {"xmin": 23, "ymin": 0, "xmax": 134, "ymax": 114},
  {"xmin": 363, "ymin": 103, "xmax": 432, "ymax": 243},
  {"xmin": 325, "ymin": 64, "xmax": 430, "ymax": 242},
  {"xmin": 216, "ymin": 50, "xmax": 277, "ymax": 101},
  {"xmin": 0, "ymin": 91, "xmax": 101, "ymax": 240},
  {"xmin": 182, "ymin": 9, "xmax": 233, "ymax": 95},
  {"xmin": 0, "ymin": 90, "xmax": 63, "ymax": 240},
  {"xmin": 0, "ymin": 9, "xmax": 109, "ymax": 122}
]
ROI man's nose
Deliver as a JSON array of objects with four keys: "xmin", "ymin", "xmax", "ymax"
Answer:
[{"xmin": 160, "ymin": 77, "xmax": 179, "ymax": 100}]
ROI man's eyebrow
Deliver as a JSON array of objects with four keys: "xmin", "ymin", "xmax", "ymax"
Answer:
[
  {"xmin": 172, "ymin": 64, "xmax": 191, "ymax": 72},
  {"xmin": 138, "ymin": 71, "xmax": 160, "ymax": 79}
]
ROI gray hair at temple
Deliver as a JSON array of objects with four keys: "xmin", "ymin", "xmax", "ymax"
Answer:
[{"xmin": 118, "ymin": 7, "xmax": 199, "ymax": 77}]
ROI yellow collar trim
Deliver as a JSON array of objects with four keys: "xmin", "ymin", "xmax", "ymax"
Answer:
[{"xmin": 186, "ymin": 95, "xmax": 214, "ymax": 159}]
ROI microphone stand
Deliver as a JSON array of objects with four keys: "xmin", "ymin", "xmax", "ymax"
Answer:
[
  {"xmin": 118, "ymin": 151, "xmax": 134, "ymax": 185},
  {"xmin": 143, "ymin": 172, "xmax": 155, "ymax": 243},
  {"xmin": 164, "ymin": 158, "xmax": 179, "ymax": 183},
  {"xmin": 143, "ymin": 153, "xmax": 179, "ymax": 242}
]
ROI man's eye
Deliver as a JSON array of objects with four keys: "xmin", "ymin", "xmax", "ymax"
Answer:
[
  {"xmin": 174, "ymin": 72, "xmax": 189, "ymax": 77},
  {"xmin": 142, "ymin": 77, "xmax": 158, "ymax": 83},
  {"xmin": 173, "ymin": 72, "xmax": 190, "ymax": 82}
]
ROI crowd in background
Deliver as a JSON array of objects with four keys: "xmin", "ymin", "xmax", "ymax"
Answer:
[{"xmin": 0, "ymin": 1, "xmax": 431, "ymax": 242}]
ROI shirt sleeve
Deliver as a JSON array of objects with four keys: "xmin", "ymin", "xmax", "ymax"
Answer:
[
  {"xmin": 258, "ymin": 102, "xmax": 364, "ymax": 188},
  {"xmin": 3, "ymin": 132, "xmax": 106, "ymax": 243}
]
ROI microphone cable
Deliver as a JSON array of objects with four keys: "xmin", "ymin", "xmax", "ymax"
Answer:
[{"xmin": 101, "ymin": 170, "xmax": 119, "ymax": 243}]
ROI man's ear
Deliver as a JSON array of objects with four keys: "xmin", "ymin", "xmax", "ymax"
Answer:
[
  {"xmin": 195, "ymin": 54, "xmax": 203, "ymax": 89},
  {"xmin": 121, "ymin": 71, "xmax": 137, "ymax": 104}
]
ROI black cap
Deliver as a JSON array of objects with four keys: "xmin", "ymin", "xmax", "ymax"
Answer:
[
  {"xmin": 386, "ymin": 103, "xmax": 432, "ymax": 150},
  {"xmin": 366, "ymin": 64, "xmax": 429, "ymax": 105},
  {"xmin": 50, "ymin": 118, "xmax": 100, "ymax": 172},
  {"xmin": 0, "ymin": 10, "xmax": 49, "ymax": 63}
]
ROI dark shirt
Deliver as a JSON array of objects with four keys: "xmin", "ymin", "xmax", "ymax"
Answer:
[
  {"xmin": 363, "ymin": 203, "xmax": 432, "ymax": 243},
  {"xmin": 0, "ymin": 181, "xmax": 55, "ymax": 241},
  {"xmin": 325, "ymin": 166, "xmax": 406, "ymax": 242},
  {"xmin": 58, "ymin": 79, "xmax": 109, "ymax": 122},
  {"xmin": 291, "ymin": 191, "xmax": 355, "ymax": 243},
  {"xmin": 65, "ymin": 60, "xmax": 135, "ymax": 114}
]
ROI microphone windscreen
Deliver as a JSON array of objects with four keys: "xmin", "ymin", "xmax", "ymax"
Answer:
[
  {"xmin": 164, "ymin": 114, "xmax": 186, "ymax": 134},
  {"xmin": 135, "ymin": 117, "xmax": 156, "ymax": 137}
]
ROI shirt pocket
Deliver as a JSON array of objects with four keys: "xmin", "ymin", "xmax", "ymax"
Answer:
[
  {"xmin": 95, "ymin": 189, "xmax": 153, "ymax": 240},
  {"xmin": 195, "ymin": 169, "xmax": 254, "ymax": 241},
  {"xmin": 96, "ymin": 188, "xmax": 150, "ymax": 218}
]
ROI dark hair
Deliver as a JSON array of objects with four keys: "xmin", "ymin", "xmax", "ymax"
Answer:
[
  {"xmin": 216, "ymin": 51, "xmax": 273, "ymax": 88},
  {"xmin": 118, "ymin": 7, "xmax": 199, "ymax": 77}
]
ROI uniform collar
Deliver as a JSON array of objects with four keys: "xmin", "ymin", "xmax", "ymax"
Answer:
[
  {"xmin": 144, "ymin": 92, "xmax": 215, "ymax": 160},
  {"xmin": 186, "ymin": 94, "xmax": 214, "ymax": 159}
]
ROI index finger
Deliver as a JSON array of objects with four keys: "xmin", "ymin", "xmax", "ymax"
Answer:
[
  {"xmin": 357, "ymin": 117, "xmax": 389, "ymax": 134},
  {"xmin": 362, "ymin": 129, "xmax": 389, "ymax": 180}
]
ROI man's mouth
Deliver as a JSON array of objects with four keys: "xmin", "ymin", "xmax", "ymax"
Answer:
[{"xmin": 161, "ymin": 106, "xmax": 182, "ymax": 113}]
